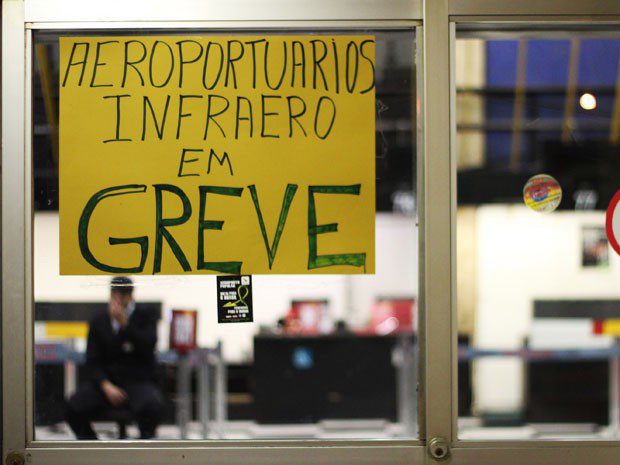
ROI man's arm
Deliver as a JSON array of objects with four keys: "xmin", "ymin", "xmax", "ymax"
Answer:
[
  {"xmin": 85, "ymin": 319, "xmax": 107, "ymax": 384},
  {"xmin": 119, "ymin": 311, "xmax": 157, "ymax": 355},
  {"xmin": 87, "ymin": 315, "xmax": 128, "ymax": 406}
]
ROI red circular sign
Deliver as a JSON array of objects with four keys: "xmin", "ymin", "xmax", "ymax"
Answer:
[{"xmin": 607, "ymin": 190, "xmax": 620, "ymax": 256}]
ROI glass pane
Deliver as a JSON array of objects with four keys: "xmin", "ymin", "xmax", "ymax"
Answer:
[
  {"xmin": 33, "ymin": 29, "xmax": 419, "ymax": 441},
  {"xmin": 456, "ymin": 28, "xmax": 620, "ymax": 440}
]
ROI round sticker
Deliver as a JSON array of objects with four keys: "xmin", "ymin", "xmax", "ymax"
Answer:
[
  {"xmin": 606, "ymin": 190, "xmax": 620, "ymax": 256},
  {"xmin": 523, "ymin": 174, "xmax": 562, "ymax": 213}
]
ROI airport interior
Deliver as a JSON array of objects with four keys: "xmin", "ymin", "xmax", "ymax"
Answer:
[{"xmin": 30, "ymin": 29, "xmax": 620, "ymax": 442}]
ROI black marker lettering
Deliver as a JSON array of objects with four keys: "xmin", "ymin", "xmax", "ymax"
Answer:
[
  {"xmin": 314, "ymin": 96, "xmax": 336, "ymax": 139},
  {"xmin": 207, "ymin": 149, "xmax": 234, "ymax": 176},
  {"xmin": 264, "ymin": 41, "xmax": 287, "ymax": 90},
  {"xmin": 177, "ymin": 40, "xmax": 204, "ymax": 88},
  {"xmin": 235, "ymin": 96, "xmax": 254, "ymax": 139},
  {"xmin": 103, "ymin": 94, "xmax": 132, "ymax": 143},
  {"xmin": 90, "ymin": 40, "xmax": 118, "ymax": 87},
  {"xmin": 225, "ymin": 40, "xmax": 244, "ymax": 89},
  {"xmin": 142, "ymin": 95, "xmax": 170, "ymax": 140},
  {"xmin": 261, "ymin": 95, "xmax": 282, "ymax": 138},
  {"xmin": 202, "ymin": 41, "xmax": 224, "ymax": 90},
  {"xmin": 62, "ymin": 42, "xmax": 90, "ymax": 87},
  {"xmin": 176, "ymin": 95, "xmax": 203, "ymax": 139},
  {"xmin": 149, "ymin": 41, "xmax": 175, "ymax": 88},
  {"xmin": 331, "ymin": 38, "xmax": 340, "ymax": 94},
  {"xmin": 310, "ymin": 39, "xmax": 329, "ymax": 91},
  {"xmin": 178, "ymin": 148, "xmax": 202, "ymax": 177},
  {"xmin": 345, "ymin": 41, "xmax": 359, "ymax": 93},
  {"xmin": 122, "ymin": 40, "xmax": 147, "ymax": 87},
  {"xmin": 291, "ymin": 41, "xmax": 306, "ymax": 88},
  {"xmin": 286, "ymin": 96, "xmax": 307, "ymax": 137},
  {"xmin": 359, "ymin": 39, "xmax": 376, "ymax": 94},
  {"xmin": 245, "ymin": 39, "xmax": 266, "ymax": 89},
  {"xmin": 203, "ymin": 94, "xmax": 230, "ymax": 139}
]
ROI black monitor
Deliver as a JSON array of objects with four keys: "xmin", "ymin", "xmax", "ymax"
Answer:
[
  {"xmin": 526, "ymin": 360, "xmax": 608, "ymax": 425},
  {"xmin": 253, "ymin": 333, "xmax": 403, "ymax": 424},
  {"xmin": 524, "ymin": 300, "xmax": 619, "ymax": 425}
]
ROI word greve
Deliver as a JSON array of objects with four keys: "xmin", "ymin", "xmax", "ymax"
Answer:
[{"xmin": 78, "ymin": 183, "xmax": 366, "ymax": 274}]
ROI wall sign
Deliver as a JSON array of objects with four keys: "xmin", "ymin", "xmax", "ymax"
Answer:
[
  {"xmin": 59, "ymin": 36, "xmax": 376, "ymax": 275},
  {"xmin": 593, "ymin": 319, "xmax": 620, "ymax": 336},
  {"xmin": 169, "ymin": 309, "xmax": 198, "ymax": 353},
  {"xmin": 607, "ymin": 190, "xmax": 620, "ymax": 256},
  {"xmin": 217, "ymin": 275, "xmax": 253, "ymax": 323}
]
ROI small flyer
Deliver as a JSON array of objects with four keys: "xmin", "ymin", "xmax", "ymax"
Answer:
[{"xmin": 217, "ymin": 275, "xmax": 254, "ymax": 323}]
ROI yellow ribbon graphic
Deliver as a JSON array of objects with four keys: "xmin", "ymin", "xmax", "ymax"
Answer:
[{"xmin": 224, "ymin": 284, "xmax": 249, "ymax": 308}]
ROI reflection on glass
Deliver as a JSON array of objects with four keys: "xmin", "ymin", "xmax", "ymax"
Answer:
[
  {"xmin": 456, "ymin": 32, "xmax": 620, "ymax": 440},
  {"xmin": 33, "ymin": 29, "xmax": 418, "ymax": 440}
]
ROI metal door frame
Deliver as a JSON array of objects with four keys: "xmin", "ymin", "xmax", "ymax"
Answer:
[
  {"xmin": 4, "ymin": 0, "xmax": 620, "ymax": 464},
  {"xmin": 3, "ymin": 1, "xmax": 426, "ymax": 465},
  {"xmin": 443, "ymin": 1, "xmax": 620, "ymax": 464}
]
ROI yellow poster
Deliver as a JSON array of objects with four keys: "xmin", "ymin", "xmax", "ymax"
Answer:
[{"xmin": 59, "ymin": 36, "xmax": 375, "ymax": 275}]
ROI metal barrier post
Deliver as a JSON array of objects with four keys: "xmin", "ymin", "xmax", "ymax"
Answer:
[
  {"xmin": 396, "ymin": 335, "xmax": 417, "ymax": 438},
  {"xmin": 198, "ymin": 349, "xmax": 211, "ymax": 439},
  {"xmin": 176, "ymin": 352, "xmax": 192, "ymax": 439},
  {"xmin": 611, "ymin": 338, "xmax": 620, "ymax": 437},
  {"xmin": 63, "ymin": 361, "xmax": 76, "ymax": 399},
  {"xmin": 214, "ymin": 341, "xmax": 227, "ymax": 438}
]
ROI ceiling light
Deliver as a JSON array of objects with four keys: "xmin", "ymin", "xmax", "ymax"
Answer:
[{"xmin": 579, "ymin": 92, "xmax": 597, "ymax": 111}]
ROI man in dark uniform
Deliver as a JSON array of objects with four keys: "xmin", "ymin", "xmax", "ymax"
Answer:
[{"xmin": 65, "ymin": 277, "xmax": 164, "ymax": 439}]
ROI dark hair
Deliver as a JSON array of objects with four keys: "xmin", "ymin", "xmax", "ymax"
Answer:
[{"xmin": 110, "ymin": 276, "xmax": 134, "ymax": 295}]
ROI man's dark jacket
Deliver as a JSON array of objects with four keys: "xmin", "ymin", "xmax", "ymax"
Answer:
[{"xmin": 85, "ymin": 306, "xmax": 158, "ymax": 386}]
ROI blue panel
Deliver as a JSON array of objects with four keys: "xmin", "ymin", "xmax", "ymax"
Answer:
[
  {"xmin": 486, "ymin": 41, "xmax": 519, "ymax": 165},
  {"xmin": 485, "ymin": 132, "xmax": 512, "ymax": 167},
  {"xmin": 578, "ymin": 39, "xmax": 620, "ymax": 87},
  {"xmin": 485, "ymin": 97, "xmax": 514, "ymax": 165},
  {"xmin": 486, "ymin": 40, "xmax": 518, "ymax": 87},
  {"xmin": 526, "ymin": 40, "xmax": 570, "ymax": 87}
]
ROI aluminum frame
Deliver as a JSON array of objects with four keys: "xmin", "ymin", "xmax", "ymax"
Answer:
[
  {"xmin": 3, "ymin": 0, "xmax": 28, "ymax": 460},
  {"xmin": 3, "ymin": 1, "xmax": 426, "ymax": 464},
  {"xmin": 445, "ymin": 2, "xmax": 620, "ymax": 465},
  {"xmin": 23, "ymin": 0, "xmax": 422, "ymax": 23},
  {"xmin": 4, "ymin": 0, "xmax": 620, "ymax": 464}
]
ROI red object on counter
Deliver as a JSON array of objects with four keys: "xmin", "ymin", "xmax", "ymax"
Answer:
[
  {"xmin": 370, "ymin": 298, "xmax": 415, "ymax": 334},
  {"xmin": 170, "ymin": 309, "xmax": 198, "ymax": 353}
]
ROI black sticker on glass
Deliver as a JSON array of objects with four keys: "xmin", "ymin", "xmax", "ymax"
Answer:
[{"xmin": 217, "ymin": 275, "xmax": 253, "ymax": 323}]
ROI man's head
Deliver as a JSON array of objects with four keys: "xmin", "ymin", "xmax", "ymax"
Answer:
[{"xmin": 110, "ymin": 276, "xmax": 134, "ymax": 309}]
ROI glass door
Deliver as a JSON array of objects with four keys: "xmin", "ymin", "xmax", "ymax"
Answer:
[
  {"xmin": 3, "ymin": 1, "xmax": 426, "ymax": 465},
  {"xmin": 5, "ymin": 1, "xmax": 620, "ymax": 465},
  {"xmin": 446, "ymin": 1, "xmax": 620, "ymax": 464}
]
